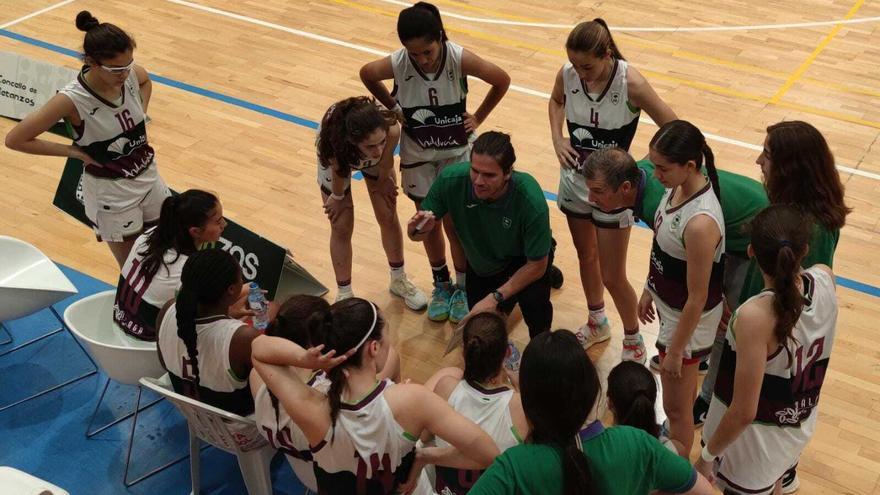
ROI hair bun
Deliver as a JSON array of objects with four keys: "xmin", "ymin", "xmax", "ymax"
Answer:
[{"xmin": 75, "ymin": 11, "xmax": 100, "ymax": 32}]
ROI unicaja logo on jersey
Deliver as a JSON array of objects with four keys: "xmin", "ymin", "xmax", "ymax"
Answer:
[
  {"xmin": 411, "ymin": 109, "xmax": 436, "ymax": 125},
  {"xmin": 572, "ymin": 128, "xmax": 594, "ymax": 143},
  {"xmin": 107, "ymin": 134, "xmax": 147, "ymax": 158}
]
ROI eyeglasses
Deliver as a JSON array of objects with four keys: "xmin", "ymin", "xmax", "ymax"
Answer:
[{"xmin": 100, "ymin": 60, "xmax": 135, "ymax": 74}]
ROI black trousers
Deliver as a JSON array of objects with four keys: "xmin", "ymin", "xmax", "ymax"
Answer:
[{"xmin": 465, "ymin": 240, "xmax": 555, "ymax": 339}]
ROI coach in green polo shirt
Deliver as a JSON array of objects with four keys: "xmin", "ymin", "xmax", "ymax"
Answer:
[{"xmin": 407, "ymin": 131, "xmax": 554, "ymax": 338}]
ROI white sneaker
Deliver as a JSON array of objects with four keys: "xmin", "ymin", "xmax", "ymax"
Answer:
[
  {"xmin": 389, "ymin": 277, "xmax": 428, "ymax": 311},
  {"xmin": 335, "ymin": 289, "xmax": 354, "ymax": 303},
  {"xmin": 574, "ymin": 317, "xmax": 611, "ymax": 350},
  {"xmin": 622, "ymin": 334, "xmax": 647, "ymax": 364}
]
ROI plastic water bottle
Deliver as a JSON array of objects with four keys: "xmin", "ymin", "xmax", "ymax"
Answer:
[
  {"xmin": 503, "ymin": 341, "xmax": 522, "ymax": 372},
  {"xmin": 248, "ymin": 282, "xmax": 269, "ymax": 330}
]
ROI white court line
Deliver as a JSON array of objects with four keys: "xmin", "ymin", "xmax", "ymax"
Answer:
[
  {"xmin": 377, "ymin": 0, "xmax": 880, "ymax": 32},
  {"xmin": 167, "ymin": 0, "xmax": 880, "ymax": 181},
  {"xmin": 0, "ymin": 0, "xmax": 77, "ymax": 30}
]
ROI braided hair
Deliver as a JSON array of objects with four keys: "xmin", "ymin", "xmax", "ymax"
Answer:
[
  {"xmin": 175, "ymin": 248, "xmax": 240, "ymax": 394},
  {"xmin": 462, "ymin": 312, "xmax": 508, "ymax": 384}
]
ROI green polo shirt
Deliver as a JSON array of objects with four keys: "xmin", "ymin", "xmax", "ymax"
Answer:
[
  {"xmin": 636, "ymin": 160, "xmax": 769, "ymax": 257},
  {"xmin": 469, "ymin": 424, "xmax": 697, "ymax": 495},
  {"xmin": 738, "ymin": 222, "xmax": 840, "ymax": 304},
  {"xmin": 420, "ymin": 163, "xmax": 552, "ymax": 277}
]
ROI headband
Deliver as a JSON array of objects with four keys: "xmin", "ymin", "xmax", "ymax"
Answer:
[{"xmin": 351, "ymin": 301, "xmax": 378, "ymax": 353}]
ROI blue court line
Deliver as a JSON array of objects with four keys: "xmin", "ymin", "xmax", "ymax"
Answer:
[{"xmin": 3, "ymin": 28, "xmax": 878, "ymax": 299}]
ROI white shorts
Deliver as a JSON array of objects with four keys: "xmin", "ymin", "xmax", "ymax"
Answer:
[
  {"xmin": 400, "ymin": 147, "xmax": 470, "ymax": 200},
  {"xmin": 83, "ymin": 163, "xmax": 170, "ymax": 242},
  {"xmin": 316, "ymin": 162, "xmax": 380, "ymax": 194},
  {"xmin": 557, "ymin": 168, "xmax": 636, "ymax": 228},
  {"xmin": 652, "ymin": 292, "xmax": 722, "ymax": 360}
]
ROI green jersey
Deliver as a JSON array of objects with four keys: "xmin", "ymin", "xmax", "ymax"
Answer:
[
  {"xmin": 738, "ymin": 222, "xmax": 840, "ymax": 304},
  {"xmin": 469, "ymin": 424, "xmax": 696, "ymax": 495},
  {"xmin": 636, "ymin": 160, "xmax": 769, "ymax": 256},
  {"xmin": 421, "ymin": 163, "xmax": 552, "ymax": 276}
]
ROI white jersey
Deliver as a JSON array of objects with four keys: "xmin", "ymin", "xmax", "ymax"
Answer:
[
  {"xmin": 311, "ymin": 379, "xmax": 434, "ymax": 495},
  {"xmin": 157, "ymin": 305, "xmax": 253, "ymax": 415},
  {"xmin": 59, "ymin": 67, "xmax": 155, "ymax": 180},
  {"xmin": 392, "ymin": 41, "xmax": 470, "ymax": 164},
  {"xmin": 435, "ymin": 381, "xmax": 519, "ymax": 494},
  {"xmin": 647, "ymin": 181, "xmax": 725, "ymax": 312},
  {"xmin": 113, "ymin": 229, "xmax": 186, "ymax": 341},
  {"xmin": 562, "ymin": 59, "xmax": 640, "ymax": 168},
  {"xmin": 703, "ymin": 266, "xmax": 838, "ymax": 493},
  {"xmin": 254, "ymin": 371, "xmax": 331, "ymax": 492}
]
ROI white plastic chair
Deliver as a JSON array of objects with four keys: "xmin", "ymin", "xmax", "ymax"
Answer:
[
  {"xmin": 0, "ymin": 235, "xmax": 96, "ymax": 412},
  {"xmin": 140, "ymin": 376, "xmax": 276, "ymax": 495},
  {"xmin": 0, "ymin": 466, "xmax": 69, "ymax": 495},
  {"xmin": 64, "ymin": 290, "xmax": 183, "ymax": 486}
]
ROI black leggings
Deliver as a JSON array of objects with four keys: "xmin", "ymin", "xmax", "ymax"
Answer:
[{"xmin": 465, "ymin": 241, "xmax": 555, "ymax": 339}]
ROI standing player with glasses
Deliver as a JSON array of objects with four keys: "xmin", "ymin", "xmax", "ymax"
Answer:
[
  {"xmin": 360, "ymin": 1, "xmax": 510, "ymax": 324},
  {"xmin": 317, "ymin": 96, "xmax": 428, "ymax": 309},
  {"xmin": 548, "ymin": 19, "xmax": 677, "ymax": 362},
  {"xmin": 6, "ymin": 10, "xmax": 169, "ymax": 268}
]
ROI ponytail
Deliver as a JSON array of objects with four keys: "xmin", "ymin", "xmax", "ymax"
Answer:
[
  {"xmin": 398, "ymin": 2, "xmax": 447, "ymax": 44},
  {"xmin": 520, "ymin": 330, "xmax": 599, "ymax": 495},
  {"xmin": 607, "ymin": 361, "xmax": 660, "ymax": 437},
  {"xmin": 562, "ymin": 440, "xmax": 594, "ymax": 495},
  {"xmin": 140, "ymin": 189, "xmax": 218, "ymax": 280},
  {"xmin": 462, "ymin": 312, "xmax": 507, "ymax": 384},
  {"xmin": 650, "ymin": 120, "xmax": 720, "ymax": 200},
  {"xmin": 566, "ymin": 18, "xmax": 624, "ymax": 61},
  {"xmin": 703, "ymin": 142, "xmax": 721, "ymax": 200},
  {"xmin": 307, "ymin": 299, "xmax": 383, "ymax": 444},
  {"xmin": 771, "ymin": 243, "xmax": 805, "ymax": 358},
  {"xmin": 748, "ymin": 205, "xmax": 812, "ymax": 362}
]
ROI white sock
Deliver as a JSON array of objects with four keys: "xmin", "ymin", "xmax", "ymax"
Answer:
[
  {"xmin": 455, "ymin": 270, "xmax": 466, "ymax": 289},
  {"xmin": 337, "ymin": 283, "xmax": 353, "ymax": 297},
  {"xmin": 588, "ymin": 305, "xmax": 606, "ymax": 324},
  {"xmin": 390, "ymin": 265, "xmax": 406, "ymax": 282}
]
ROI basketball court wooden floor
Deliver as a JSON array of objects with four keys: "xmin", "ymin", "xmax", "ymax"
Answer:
[{"xmin": 1, "ymin": 1, "xmax": 879, "ymax": 493}]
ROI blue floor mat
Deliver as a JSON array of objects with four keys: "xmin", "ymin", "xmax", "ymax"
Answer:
[{"xmin": 0, "ymin": 265, "xmax": 304, "ymax": 494}]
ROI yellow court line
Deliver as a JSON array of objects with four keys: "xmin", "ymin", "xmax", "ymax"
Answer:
[
  {"xmin": 770, "ymin": 0, "xmax": 866, "ymax": 103},
  {"xmin": 326, "ymin": 0, "xmax": 880, "ymax": 129},
  {"xmin": 366, "ymin": 0, "xmax": 880, "ymax": 100},
  {"xmin": 429, "ymin": 0, "xmax": 541, "ymax": 22}
]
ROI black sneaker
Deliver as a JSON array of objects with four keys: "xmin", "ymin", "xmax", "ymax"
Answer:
[
  {"xmin": 549, "ymin": 264, "xmax": 564, "ymax": 289},
  {"xmin": 692, "ymin": 396, "xmax": 710, "ymax": 427},
  {"xmin": 781, "ymin": 465, "xmax": 800, "ymax": 493}
]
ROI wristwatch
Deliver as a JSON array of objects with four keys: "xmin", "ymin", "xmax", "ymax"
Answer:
[{"xmin": 492, "ymin": 290, "xmax": 505, "ymax": 303}]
